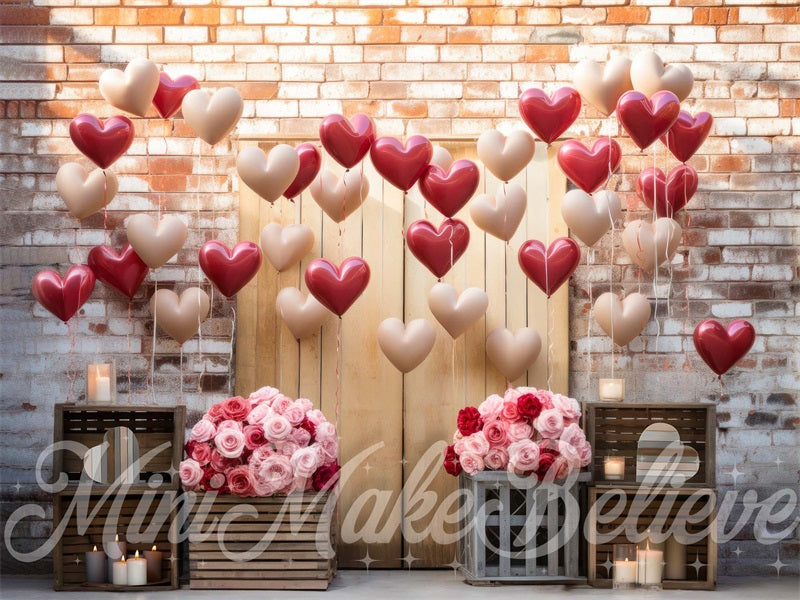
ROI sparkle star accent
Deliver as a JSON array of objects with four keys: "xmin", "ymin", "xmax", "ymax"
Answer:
[
  {"xmin": 775, "ymin": 457, "xmax": 783, "ymax": 468},
  {"xmin": 168, "ymin": 554, "xmax": 177, "ymax": 564},
  {"xmin": 689, "ymin": 554, "xmax": 706, "ymax": 575},
  {"xmin": 357, "ymin": 548, "xmax": 376, "ymax": 571},
  {"xmin": 13, "ymin": 481, "xmax": 22, "ymax": 493},
  {"xmin": 769, "ymin": 552, "xmax": 787, "ymax": 577},
  {"xmin": 74, "ymin": 556, "xmax": 82, "ymax": 566},
  {"xmin": 402, "ymin": 550, "xmax": 419, "ymax": 570},
  {"xmin": 199, "ymin": 560, "xmax": 206, "ymax": 569},
  {"xmin": 399, "ymin": 458, "xmax": 408, "ymax": 467},
  {"xmin": 444, "ymin": 556, "xmax": 462, "ymax": 578},
  {"xmin": 601, "ymin": 555, "xmax": 614, "ymax": 576},
  {"xmin": 363, "ymin": 463, "xmax": 372, "ymax": 474},
  {"xmin": 729, "ymin": 463, "xmax": 744, "ymax": 485},
  {"xmin": 732, "ymin": 547, "xmax": 743, "ymax": 558}
]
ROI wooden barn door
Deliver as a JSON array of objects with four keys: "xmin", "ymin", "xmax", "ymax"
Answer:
[{"xmin": 236, "ymin": 137, "xmax": 568, "ymax": 569}]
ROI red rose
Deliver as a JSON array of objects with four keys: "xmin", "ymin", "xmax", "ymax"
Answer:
[
  {"xmin": 184, "ymin": 440, "xmax": 198, "ymax": 456},
  {"xmin": 535, "ymin": 446, "xmax": 560, "ymax": 482},
  {"xmin": 457, "ymin": 406, "xmax": 483, "ymax": 436},
  {"xmin": 201, "ymin": 466, "xmax": 228, "ymax": 492},
  {"xmin": 312, "ymin": 462, "xmax": 340, "ymax": 492},
  {"xmin": 190, "ymin": 442, "xmax": 212, "ymax": 466},
  {"xmin": 206, "ymin": 403, "xmax": 226, "ymax": 423},
  {"xmin": 517, "ymin": 394, "xmax": 543, "ymax": 422},
  {"xmin": 220, "ymin": 396, "xmax": 250, "ymax": 422},
  {"xmin": 243, "ymin": 424, "xmax": 267, "ymax": 450},
  {"xmin": 298, "ymin": 417, "xmax": 317, "ymax": 443},
  {"xmin": 443, "ymin": 444, "xmax": 462, "ymax": 477}
]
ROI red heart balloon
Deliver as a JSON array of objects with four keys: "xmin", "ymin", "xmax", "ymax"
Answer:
[
  {"xmin": 557, "ymin": 138, "xmax": 621, "ymax": 193},
  {"xmin": 69, "ymin": 114, "xmax": 134, "ymax": 170},
  {"xmin": 636, "ymin": 165, "xmax": 698, "ymax": 218},
  {"xmin": 370, "ymin": 135, "xmax": 433, "ymax": 192},
  {"xmin": 152, "ymin": 72, "xmax": 200, "ymax": 119},
  {"xmin": 418, "ymin": 160, "xmax": 480, "ymax": 218},
  {"xmin": 518, "ymin": 237, "xmax": 581, "ymax": 298},
  {"xmin": 319, "ymin": 113, "xmax": 375, "ymax": 169},
  {"xmin": 617, "ymin": 90, "xmax": 681, "ymax": 150},
  {"xmin": 199, "ymin": 241, "xmax": 263, "ymax": 299},
  {"xmin": 693, "ymin": 319, "xmax": 755, "ymax": 376},
  {"xmin": 283, "ymin": 142, "xmax": 321, "ymax": 200},
  {"xmin": 32, "ymin": 265, "xmax": 95, "ymax": 322},
  {"xmin": 518, "ymin": 87, "xmax": 582, "ymax": 145},
  {"xmin": 660, "ymin": 110, "xmax": 713, "ymax": 163},
  {"xmin": 406, "ymin": 219, "xmax": 470, "ymax": 279},
  {"xmin": 305, "ymin": 257, "xmax": 370, "ymax": 317},
  {"xmin": 88, "ymin": 244, "xmax": 148, "ymax": 299}
]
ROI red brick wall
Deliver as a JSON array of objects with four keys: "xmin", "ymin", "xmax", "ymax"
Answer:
[{"xmin": 1, "ymin": 1, "xmax": 798, "ymax": 576}]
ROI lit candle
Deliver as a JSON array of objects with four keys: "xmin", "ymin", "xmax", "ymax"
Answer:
[
  {"xmin": 106, "ymin": 534, "xmax": 126, "ymax": 581},
  {"xmin": 111, "ymin": 555, "xmax": 127, "ymax": 586},
  {"xmin": 604, "ymin": 456, "xmax": 626, "ymax": 480},
  {"xmin": 87, "ymin": 362, "xmax": 116, "ymax": 404},
  {"xmin": 143, "ymin": 545, "xmax": 163, "ymax": 583},
  {"xmin": 598, "ymin": 378, "xmax": 625, "ymax": 402},
  {"xmin": 127, "ymin": 550, "xmax": 147, "ymax": 586},
  {"xmin": 612, "ymin": 544, "xmax": 637, "ymax": 589},
  {"xmin": 85, "ymin": 545, "xmax": 106, "ymax": 584},
  {"xmin": 665, "ymin": 535, "xmax": 687, "ymax": 580},
  {"xmin": 637, "ymin": 538, "xmax": 664, "ymax": 586}
]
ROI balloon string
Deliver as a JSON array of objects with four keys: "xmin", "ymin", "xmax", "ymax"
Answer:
[
  {"xmin": 652, "ymin": 143, "xmax": 660, "ymax": 359},
  {"xmin": 586, "ymin": 249, "xmax": 593, "ymax": 399},
  {"xmin": 504, "ymin": 241, "xmax": 509, "ymax": 329},
  {"xmin": 339, "ymin": 169, "xmax": 347, "ymax": 264},
  {"xmin": 276, "ymin": 299, "xmax": 282, "ymax": 392},
  {"xmin": 359, "ymin": 161, "xmax": 366, "ymax": 258},
  {"xmin": 544, "ymin": 148, "xmax": 551, "ymax": 389},
  {"xmin": 547, "ymin": 301, "xmax": 555, "ymax": 392},
  {"xmin": 606, "ymin": 125, "xmax": 616, "ymax": 381},
  {"xmin": 179, "ymin": 345, "xmax": 184, "ymax": 405},
  {"xmin": 151, "ymin": 280, "xmax": 158, "ymax": 404},
  {"xmin": 127, "ymin": 300, "xmax": 132, "ymax": 404},
  {"xmin": 335, "ymin": 317, "xmax": 342, "ymax": 431},
  {"xmin": 228, "ymin": 301, "xmax": 236, "ymax": 397},
  {"xmin": 102, "ymin": 170, "xmax": 109, "ymax": 246},
  {"xmin": 66, "ymin": 318, "xmax": 76, "ymax": 403}
]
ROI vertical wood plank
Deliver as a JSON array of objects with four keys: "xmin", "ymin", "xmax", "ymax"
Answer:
[{"xmin": 547, "ymin": 144, "xmax": 570, "ymax": 395}]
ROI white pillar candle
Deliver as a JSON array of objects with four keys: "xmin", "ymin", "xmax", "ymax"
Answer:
[
  {"xmin": 127, "ymin": 551, "xmax": 147, "ymax": 586},
  {"xmin": 614, "ymin": 558, "xmax": 637, "ymax": 584},
  {"xmin": 665, "ymin": 536, "xmax": 687, "ymax": 580},
  {"xmin": 111, "ymin": 556, "xmax": 127, "ymax": 586},
  {"xmin": 106, "ymin": 536, "xmax": 126, "ymax": 581},
  {"xmin": 604, "ymin": 456, "xmax": 625, "ymax": 480},
  {"xmin": 598, "ymin": 378, "xmax": 625, "ymax": 402},
  {"xmin": 95, "ymin": 376, "xmax": 111, "ymax": 403},
  {"xmin": 637, "ymin": 547, "xmax": 664, "ymax": 586}
]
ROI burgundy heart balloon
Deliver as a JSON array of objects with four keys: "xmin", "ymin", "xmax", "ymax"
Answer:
[
  {"xmin": 661, "ymin": 110, "xmax": 713, "ymax": 163},
  {"xmin": 199, "ymin": 241, "xmax": 263, "ymax": 299},
  {"xmin": 617, "ymin": 90, "xmax": 681, "ymax": 151},
  {"xmin": 88, "ymin": 244, "xmax": 148, "ymax": 299},
  {"xmin": 636, "ymin": 165, "xmax": 698, "ymax": 218},
  {"xmin": 418, "ymin": 160, "xmax": 480, "ymax": 218},
  {"xmin": 557, "ymin": 138, "xmax": 622, "ymax": 193},
  {"xmin": 152, "ymin": 72, "xmax": 200, "ymax": 119},
  {"xmin": 406, "ymin": 219, "xmax": 470, "ymax": 279},
  {"xmin": 31, "ymin": 265, "xmax": 96, "ymax": 322},
  {"xmin": 518, "ymin": 87, "xmax": 582, "ymax": 145},
  {"xmin": 319, "ymin": 113, "xmax": 375, "ymax": 169},
  {"xmin": 518, "ymin": 237, "xmax": 581, "ymax": 298},
  {"xmin": 305, "ymin": 257, "xmax": 370, "ymax": 317},
  {"xmin": 283, "ymin": 143, "xmax": 321, "ymax": 200},
  {"xmin": 370, "ymin": 135, "xmax": 433, "ymax": 192},
  {"xmin": 693, "ymin": 319, "xmax": 756, "ymax": 376},
  {"xmin": 69, "ymin": 114, "xmax": 135, "ymax": 170}
]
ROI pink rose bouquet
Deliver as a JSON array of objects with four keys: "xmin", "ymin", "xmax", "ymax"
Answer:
[{"xmin": 180, "ymin": 387, "xmax": 339, "ymax": 496}]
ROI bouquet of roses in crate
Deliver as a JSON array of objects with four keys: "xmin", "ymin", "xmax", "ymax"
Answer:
[
  {"xmin": 443, "ymin": 387, "xmax": 591, "ymax": 480},
  {"xmin": 180, "ymin": 387, "xmax": 340, "ymax": 496}
]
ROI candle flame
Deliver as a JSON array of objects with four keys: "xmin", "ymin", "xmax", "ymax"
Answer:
[
  {"xmin": 115, "ymin": 534, "xmax": 119, "ymax": 542},
  {"xmin": 121, "ymin": 556, "xmax": 126, "ymax": 563},
  {"xmin": 135, "ymin": 550, "xmax": 140, "ymax": 559},
  {"xmin": 152, "ymin": 545, "xmax": 157, "ymax": 551},
  {"xmin": 92, "ymin": 545, "xmax": 98, "ymax": 552}
]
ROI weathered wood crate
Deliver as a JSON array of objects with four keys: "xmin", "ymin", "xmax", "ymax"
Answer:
[
  {"xmin": 587, "ymin": 485, "xmax": 717, "ymax": 590},
  {"xmin": 187, "ymin": 491, "xmax": 337, "ymax": 590},
  {"xmin": 458, "ymin": 471, "xmax": 589, "ymax": 584}
]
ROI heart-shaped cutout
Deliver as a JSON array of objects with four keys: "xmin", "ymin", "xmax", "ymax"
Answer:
[
  {"xmin": 319, "ymin": 113, "xmax": 375, "ymax": 169},
  {"xmin": 99, "ymin": 58, "xmax": 160, "ymax": 117},
  {"xmin": 427, "ymin": 283, "xmax": 488, "ymax": 339},
  {"xmin": 469, "ymin": 182, "xmax": 527, "ymax": 242},
  {"xmin": 617, "ymin": 90, "xmax": 681, "ymax": 150},
  {"xmin": 305, "ymin": 257, "xmax": 370, "ymax": 317},
  {"xmin": 32, "ymin": 265, "xmax": 95, "ymax": 322},
  {"xmin": 150, "ymin": 287, "xmax": 210, "ymax": 344},
  {"xmin": 283, "ymin": 143, "xmax": 321, "ymax": 200},
  {"xmin": 370, "ymin": 135, "xmax": 433, "ymax": 191},
  {"xmin": 486, "ymin": 327, "xmax": 542, "ymax": 382},
  {"xmin": 199, "ymin": 240, "xmax": 263, "ymax": 298},
  {"xmin": 637, "ymin": 423, "xmax": 700, "ymax": 487},
  {"xmin": 260, "ymin": 223, "xmax": 314, "ymax": 272},
  {"xmin": 593, "ymin": 292, "xmax": 651, "ymax": 347},
  {"xmin": 237, "ymin": 144, "xmax": 300, "ymax": 203},
  {"xmin": 572, "ymin": 56, "xmax": 633, "ymax": 117},
  {"xmin": 69, "ymin": 114, "xmax": 134, "ymax": 170},
  {"xmin": 556, "ymin": 138, "xmax": 621, "ymax": 194},
  {"xmin": 636, "ymin": 165, "xmax": 698, "ymax": 218},
  {"xmin": 310, "ymin": 168, "xmax": 370, "ymax": 223},
  {"xmin": 276, "ymin": 287, "xmax": 331, "ymax": 339},
  {"xmin": 88, "ymin": 244, "xmax": 148, "ymax": 299},
  {"xmin": 181, "ymin": 87, "xmax": 243, "ymax": 145},
  {"xmin": 83, "ymin": 426, "xmax": 141, "ymax": 484},
  {"xmin": 561, "ymin": 189, "xmax": 621, "ymax": 247},
  {"xmin": 418, "ymin": 159, "xmax": 480, "ymax": 218},
  {"xmin": 622, "ymin": 218, "xmax": 682, "ymax": 273},
  {"xmin": 56, "ymin": 162, "xmax": 119, "ymax": 220},
  {"xmin": 152, "ymin": 72, "xmax": 200, "ymax": 119},
  {"xmin": 477, "ymin": 129, "xmax": 536, "ymax": 183},
  {"xmin": 518, "ymin": 237, "xmax": 581, "ymax": 298},
  {"xmin": 126, "ymin": 214, "xmax": 188, "ymax": 268},
  {"xmin": 406, "ymin": 218, "xmax": 470, "ymax": 279},
  {"xmin": 518, "ymin": 86, "xmax": 581, "ymax": 144},
  {"xmin": 661, "ymin": 110, "xmax": 713, "ymax": 163},
  {"xmin": 377, "ymin": 318, "xmax": 436, "ymax": 373},
  {"xmin": 693, "ymin": 319, "xmax": 756, "ymax": 376},
  {"xmin": 631, "ymin": 50, "xmax": 694, "ymax": 101}
]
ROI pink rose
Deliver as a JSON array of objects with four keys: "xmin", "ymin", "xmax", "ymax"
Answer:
[
  {"xmin": 179, "ymin": 459, "xmax": 204, "ymax": 488},
  {"xmin": 277, "ymin": 440, "xmax": 301, "ymax": 457},
  {"xmin": 226, "ymin": 465, "xmax": 255, "ymax": 496},
  {"xmin": 263, "ymin": 415, "xmax": 292, "ymax": 442},
  {"xmin": 291, "ymin": 446, "xmax": 319, "ymax": 478},
  {"xmin": 214, "ymin": 427, "xmax": 246, "ymax": 459},
  {"xmin": 249, "ymin": 445, "xmax": 274, "ymax": 468},
  {"xmin": 220, "ymin": 396, "xmax": 251, "ymax": 422},
  {"xmin": 292, "ymin": 474, "xmax": 312, "ymax": 493},
  {"xmin": 191, "ymin": 418, "xmax": 217, "ymax": 443},
  {"xmin": 478, "ymin": 394, "xmax": 504, "ymax": 421},
  {"xmin": 459, "ymin": 452, "xmax": 484, "ymax": 476},
  {"xmin": 534, "ymin": 408, "xmax": 564, "ymax": 439},
  {"xmin": 557, "ymin": 440, "xmax": 581, "ymax": 472},
  {"xmin": 560, "ymin": 423, "xmax": 587, "ymax": 449},
  {"xmin": 249, "ymin": 386, "xmax": 281, "ymax": 406},
  {"xmin": 291, "ymin": 427, "xmax": 312, "ymax": 447},
  {"xmin": 455, "ymin": 432, "xmax": 490, "ymax": 457},
  {"xmin": 305, "ymin": 409, "xmax": 326, "ymax": 426},
  {"xmin": 217, "ymin": 419, "xmax": 243, "ymax": 432},
  {"xmin": 247, "ymin": 403, "xmax": 274, "ymax": 425},
  {"xmin": 314, "ymin": 421, "xmax": 337, "ymax": 443},
  {"xmin": 551, "ymin": 394, "xmax": 581, "ymax": 423},
  {"xmin": 577, "ymin": 441, "xmax": 592, "ymax": 467},
  {"xmin": 283, "ymin": 402, "xmax": 306, "ymax": 426},
  {"xmin": 507, "ymin": 421, "xmax": 533, "ymax": 443},
  {"xmin": 503, "ymin": 387, "xmax": 523, "ymax": 404},
  {"xmin": 500, "ymin": 401, "xmax": 520, "ymax": 423},
  {"xmin": 243, "ymin": 424, "xmax": 267, "ymax": 450},
  {"xmin": 210, "ymin": 449, "xmax": 237, "ymax": 473},
  {"xmin": 271, "ymin": 395, "xmax": 293, "ymax": 415},
  {"xmin": 484, "ymin": 447, "xmax": 509, "ymax": 471},
  {"xmin": 316, "ymin": 440, "xmax": 338, "ymax": 465},
  {"xmin": 295, "ymin": 398, "xmax": 313, "ymax": 412},
  {"xmin": 483, "ymin": 419, "xmax": 509, "ymax": 448},
  {"xmin": 190, "ymin": 442, "xmax": 212, "ymax": 466},
  {"xmin": 508, "ymin": 439, "xmax": 540, "ymax": 474},
  {"xmin": 206, "ymin": 403, "xmax": 226, "ymax": 423},
  {"xmin": 253, "ymin": 454, "xmax": 293, "ymax": 495}
]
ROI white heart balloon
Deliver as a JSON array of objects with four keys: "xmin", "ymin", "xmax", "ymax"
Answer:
[
  {"xmin": 469, "ymin": 181, "xmax": 527, "ymax": 242},
  {"xmin": 276, "ymin": 287, "xmax": 330, "ymax": 339},
  {"xmin": 630, "ymin": 50, "xmax": 694, "ymax": 101},
  {"xmin": 486, "ymin": 327, "xmax": 542, "ymax": 382},
  {"xmin": 150, "ymin": 287, "xmax": 210, "ymax": 345},
  {"xmin": 573, "ymin": 56, "xmax": 633, "ymax": 117},
  {"xmin": 237, "ymin": 145, "xmax": 300, "ymax": 204},
  {"xmin": 593, "ymin": 292, "xmax": 651, "ymax": 347},
  {"xmin": 98, "ymin": 58, "xmax": 160, "ymax": 117},
  {"xmin": 125, "ymin": 214, "xmax": 188, "ymax": 268},
  {"xmin": 310, "ymin": 168, "xmax": 370, "ymax": 223},
  {"xmin": 476, "ymin": 130, "xmax": 536, "ymax": 183},
  {"xmin": 181, "ymin": 87, "xmax": 243, "ymax": 145},
  {"xmin": 622, "ymin": 218, "xmax": 682, "ymax": 273},
  {"xmin": 428, "ymin": 283, "xmax": 488, "ymax": 339},
  {"xmin": 56, "ymin": 162, "xmax": 118, "ymax": 220},
  {"xmin": 561, "ymin": 189, "xmax": 622, "ymax": 247},
  {"xmin": 377, "ymin": 318, "xmax": 436, "ymax": 373},
  {"xmin": 260, "ymin": 223, "xmax": 314, "ymax": 272}
]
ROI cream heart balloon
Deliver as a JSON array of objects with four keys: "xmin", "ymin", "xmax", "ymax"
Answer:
[
  {"xmin": 181, "ymin": 87, "xmax": 243, "ymax": 145},
  {"xmin": 377, "ymin": 318, "xmax": 436, "ymax": 373},
  {"xmin": 150, "ymin": 287, "xmax": 210, "ymax": 345},
  {"xmin": 56, "ymin": 162, "xmax": 118, "ymax": 219},
  {"xmin": 630, "ymin": 51, "xmax": 694, "ymax": 101},
  {"xmin": 125, "ymin": 214, "xmax": 188, "ymax": 268},
  {"xmin": 561, "ymin": 189, "xmax": 622, "ymax": 247},
  {"xmin": 430, "ymin": 146, "xmax": 453, "ymax": 170},
  {"xmin": 310, "ymin": 168, "xmax": 370, "ymax": 223},
  {"xmin": 622, "ymin": 218, "xmax": 682, "ymax": 273},
  {"xmin": 428, "ymin": 283, "xmax": 488, "ymax": 339},
  {"xmin": 594, "ymin": 292, "xmax": 651, "ymax": 347},
  {"xmin": 476, "ymin": 130, "xmax": 536, "ymax": 183},
  {"xmin": 98, "ymin": 58, "xmax": 160, "ymax": 117},
  {"xmin": 486, "ymin": 327, "xmax": 542, "ymax": 382},
  {"xmin": 276, "ymin": 287, "xmax": 330, "ymax": 339},
  {"xmin": 237, "ymin": 145, "xmax": 300, "ymax": 204},
  {"xmin": 573, "ymin": 56, "xmax": 633, "ymax": 117},
  {"xmin": 469, "ymin": 181, "xmax": 527, "ymax": 242},
  {"xmin": 260, "ymin": 223, "xmax": 314, "ymax": 272}
]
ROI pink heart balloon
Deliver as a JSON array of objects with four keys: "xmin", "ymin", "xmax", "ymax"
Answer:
[
  {"xmin": 370, "ymin": 135, "xmax": 433, "ymax": 192},
  {"xmin": 660, "ymin": 110, "xmax": 713, "ymax": 163},
  {"xmin": 406, "ymin": 218, "xmax": 470, "ymax": 279},
  {"xmin": 557, "ymin": 138, "xmax": 621, "ymax": 194},
  {"xmin": 617, "ymin": 90, "xmax": 681, "ymax": 150},
  {"xmin": 69, "ymin": 114, "xmax": 135, "ymax": 170},
  {"xmin": 693, "ymin": 319, "xmax": 756, "ymax": 377},
  {"xmin": 518, "ymin": 87, "xmax": 582, "ymax": 145},
  {"xmin": 636, "ymin": 165, "xmax": 698, "ymax": 218},
  {"xmin": 283, "ymin": 142, "xmax": 321, "ymax": 200},
  {"xmin": 518, "ymin": 237, "xmax": 581, "ymax": 298},
  {"xmin": 199, "ymin": 241, "xmax": 263, "ymax": 298},
  {"xmin": 152, "ymin": 72, "xmax": 200, "ymax": 119},
  {"xmin": 418, "ymin": 159, "xmax": 480, "ymax": 217},
  {"xmin": 305, "ymin": 257, "xmax": 370, "ymax": 317},
  {"xmin": 319, "ymin": 113, "xmax": 375, "ymax": 169},
  {"xmin": 31, "ymin": 265, "xmax": 96, "ymax": 322}
]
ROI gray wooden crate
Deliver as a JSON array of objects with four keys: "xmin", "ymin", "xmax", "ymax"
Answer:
[{"xmin": 459, "ymin": 471, "xmax": 589, "ymax": 585}]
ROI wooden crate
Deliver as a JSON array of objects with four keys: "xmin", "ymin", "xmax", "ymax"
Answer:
[
  {"xmin": 53, "ymin": 489, "xmax": 181, "ymax": 591},
  {"xmin": 458, "ymin": 471, "xmax": 589, "ymax": 584},
  {"xmin": 587, "ymin": 485, "xmax": 717, "ymax": 590},
  {"xmin": 188, "ymin": 491, "xmax": 337, "ymax": 590},
  {"xmin": 584, "ymin": 403, "xmax": 715, "ymax": 487}
]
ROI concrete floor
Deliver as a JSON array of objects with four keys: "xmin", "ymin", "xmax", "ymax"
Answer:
[{"xmin": 1, "ymin": 573, "xmax": 799, "ymax": 600}]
